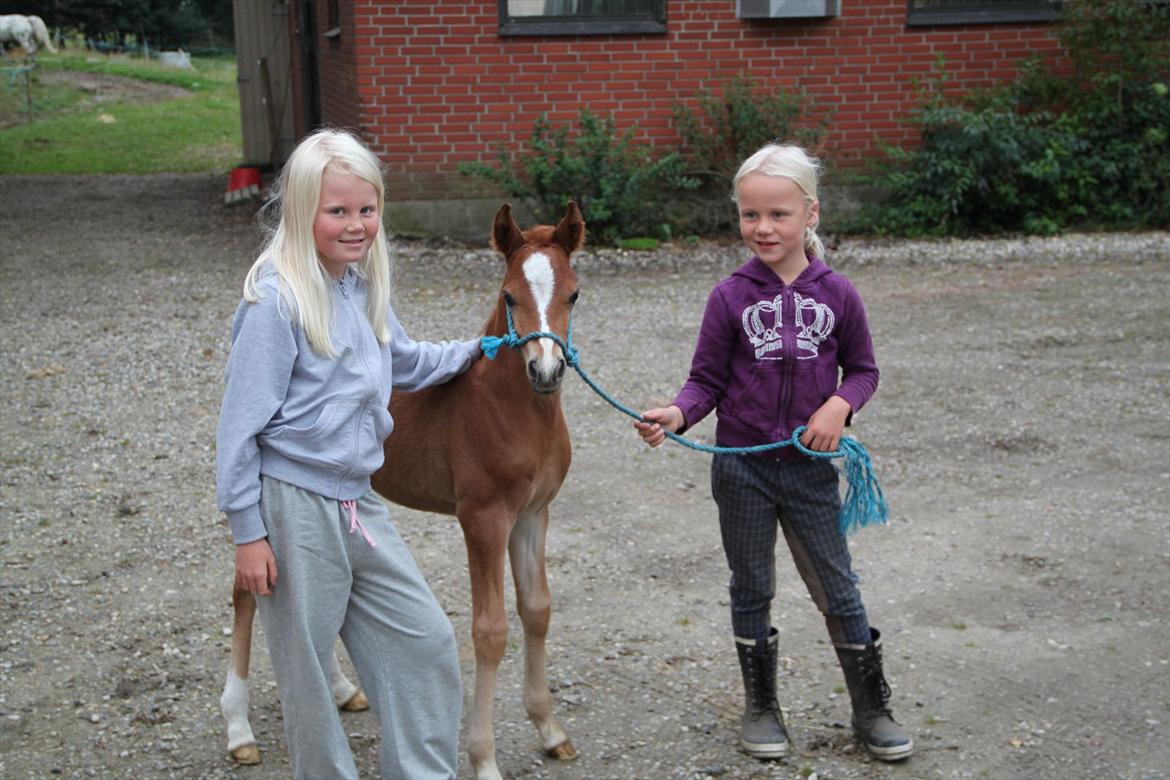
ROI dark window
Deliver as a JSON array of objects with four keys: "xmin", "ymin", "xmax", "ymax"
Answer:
[
  {"xmin": 906, "ymin": 0, "xmax": 1061, "ymax": 26},
  {"xmin": 323, "ymin": 0, "xmax": 341, "ymax": 38},
  {"xmin": 499, "ymin": 0, "xmax": 667, "ymax": 36}
]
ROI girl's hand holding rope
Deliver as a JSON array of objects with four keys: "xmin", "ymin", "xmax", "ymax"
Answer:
[
  {"xmin": 635, "ymin": 405, "xmax": 685, "ymax": 448},
  {"xmin": 800, "ymin": 395, "xmax": 853, "ymax": 453}
]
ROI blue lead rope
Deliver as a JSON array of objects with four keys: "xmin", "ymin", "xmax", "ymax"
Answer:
[{"xmin": 480, "ymin": 311, "xmax": 888, "ymax": 535}]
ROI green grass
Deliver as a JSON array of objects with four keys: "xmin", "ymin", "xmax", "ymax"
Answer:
[
  {"xmin": 617, "ymin": 237, "xmax": 661, "ymax": 251},
  {"xmin": 0, "ymin": 50, "xmax": 242, "ymax": 173}
]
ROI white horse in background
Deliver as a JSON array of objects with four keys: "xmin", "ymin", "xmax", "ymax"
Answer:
[{"xmin": 0, "ymin": 14, "xmax": 56, "ymax": 56}]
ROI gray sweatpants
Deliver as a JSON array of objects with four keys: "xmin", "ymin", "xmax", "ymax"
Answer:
[{"xmin": 256, "ymin": 475, "xmax": 461, "ymax": 780}]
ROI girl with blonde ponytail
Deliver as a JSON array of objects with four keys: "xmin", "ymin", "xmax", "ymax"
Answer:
[{"xmin": 636, "ymin": 143, "xmax": 913, "ymax": 764}]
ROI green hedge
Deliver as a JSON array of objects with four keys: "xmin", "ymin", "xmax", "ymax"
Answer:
[{"xmin": 852, "ymin": 0, "xmax": 1169, "ymax": 236}]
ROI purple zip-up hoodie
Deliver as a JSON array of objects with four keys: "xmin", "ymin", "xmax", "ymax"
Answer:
[{"xmin": 673, "ymin": 256, "xmax": 879, "ymax": 461}]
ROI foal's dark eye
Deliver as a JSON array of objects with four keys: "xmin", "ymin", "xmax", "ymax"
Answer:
[
  {"xmin": 569, "ymin": 291, "xmax": 580, "ymax": 305},
  {"xmin": 502, "ymin": 291, "xmax": 516, "ymax": 307}
]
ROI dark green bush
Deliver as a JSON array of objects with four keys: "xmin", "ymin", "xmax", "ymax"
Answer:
[
  {"xmin": 459, "ymin": 109, "xmax": 698, "ymax": 245},
  {"xmin": 672, "ymin": 77, "xmax": 824, "ymax": 235},
  {"xmin": 673, "ymin": 76, "xmax": 823, "ymax": 185},
  {"xmin": 459, "ymin": 80, "xmax": 824, "ymax": 242},
  {"xmin": 1028, "ymin": 0, "xmax": 1170, "ymax": 227},
  {"xmin": 859, "ymin": 88, "xmax": 1093, "ymax": 236},
  {"xmin": 856, "ymin": 0, "xmax": 1169, "ymax": 236}
]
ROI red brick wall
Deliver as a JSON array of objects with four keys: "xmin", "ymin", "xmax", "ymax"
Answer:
[
  {"xmin": 333, "ymin": 0, "xmax": 1064, "ymax": 202},
  {"xmin": 315, "ymin": 3, "xmax": 361, "ymax": 132}
]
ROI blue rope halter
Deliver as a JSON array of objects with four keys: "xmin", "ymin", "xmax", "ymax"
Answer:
[{"xmin": 481, "ymin": 307, "xmax": 888, "ymax": 535}]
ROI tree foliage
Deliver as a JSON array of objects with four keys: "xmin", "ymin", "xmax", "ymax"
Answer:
[{"xmin": 7, "ymin": 0, "xmax": 234, "ymax": 50}]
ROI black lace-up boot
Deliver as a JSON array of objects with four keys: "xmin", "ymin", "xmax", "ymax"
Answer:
[
  {"xmin": 734, "ymin": 629, "xmax": 789, "ymax": 758},
  {"xmin": 835, "ymin": 628, "xmax": 914, "ymax": 761}
]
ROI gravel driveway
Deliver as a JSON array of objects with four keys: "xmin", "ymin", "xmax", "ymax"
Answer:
[{"xmin": 1, "ymin": 173, "xmax": 1167, "ymax": 780}]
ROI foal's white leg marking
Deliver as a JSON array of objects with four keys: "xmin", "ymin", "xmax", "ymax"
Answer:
[
  {"xmin": 221, "ymin": 669, "xmax": 257, "ymax": 753},
  {"xmin": 476, "ymin": 758, "xmax": 504, "ymax": 780},
  {"xmin": 523, "ymin": 253, "xmax": 560, "ymax": 370},
  {"xmin": 509, "ymin": 509, "xmax": 572, "ymax": 756},
  {"xmin": 328, "ymin": 648, "xmax": 361, "ymax": 708}
]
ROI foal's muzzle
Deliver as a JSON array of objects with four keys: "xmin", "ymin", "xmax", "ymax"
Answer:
[{"xmin": 527, "ymin": 355, "xmax": 567, "ymax": 394}]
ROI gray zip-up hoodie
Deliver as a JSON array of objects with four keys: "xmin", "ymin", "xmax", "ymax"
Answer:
[{"xmin": 215, "ymin": 264, "xmax": 480, "ymax": 544}]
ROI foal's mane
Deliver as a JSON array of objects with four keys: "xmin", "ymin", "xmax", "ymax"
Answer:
[{"xmin": 521, "ymin": 225, "xmax": 556, "ymax": 245}]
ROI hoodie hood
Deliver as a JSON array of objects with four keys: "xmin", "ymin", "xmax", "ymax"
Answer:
[{"xmin": 731, "ymin": 255, "xmax": 834, "ymax": 290}]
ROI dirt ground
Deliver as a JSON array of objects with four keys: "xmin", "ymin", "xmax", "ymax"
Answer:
[{"xmin": 0, "ymin": 173, "xmax": 1167, "ymax": 780}]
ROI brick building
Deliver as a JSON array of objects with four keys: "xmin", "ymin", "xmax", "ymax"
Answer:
[{"xmin": 238, "ymin": 1, "xmax": 1065, "ymax": 238}]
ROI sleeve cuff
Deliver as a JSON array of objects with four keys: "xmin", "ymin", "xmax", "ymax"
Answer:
[
  {"xmin": 673, "ymin": 394, "xmax": 703, "ymax": 433},
  {"xmin": 227, "ymin": 506, "xmax": 267, "ymax": 545}
]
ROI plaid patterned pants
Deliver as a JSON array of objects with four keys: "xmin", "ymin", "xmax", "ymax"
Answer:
[{"xmin": 711, "ymin": 453, "xmax": 871, "ymax": 646}]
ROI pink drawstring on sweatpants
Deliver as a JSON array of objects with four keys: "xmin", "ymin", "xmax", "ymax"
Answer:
[{"xmin": 341, "ymin": 500, "xmax": 376, "ymax": 547}]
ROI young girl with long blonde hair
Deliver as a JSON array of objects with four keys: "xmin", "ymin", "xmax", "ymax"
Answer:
[{"xmin": 217, "ymin": 128, "xmax": 479, "ymax": 779}]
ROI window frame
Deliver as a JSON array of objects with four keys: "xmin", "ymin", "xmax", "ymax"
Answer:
[
  {"xmin": 497, "ymin": 0, "xmax": 668, "ymax": 37},
  {"xmin": 905, "ymin": 0, "xmax": 1061, "ymax": 26}
]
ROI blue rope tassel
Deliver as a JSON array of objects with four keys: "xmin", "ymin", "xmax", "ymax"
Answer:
[
  {"xmin": 481, "ymin": 312, "xmax": 888, "ymax": 535},
  {"xmin": 479, "ymin": 334, "xmax": 509, "ymax": 360}
]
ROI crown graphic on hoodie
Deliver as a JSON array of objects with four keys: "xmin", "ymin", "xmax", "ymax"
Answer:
[{"xmin": 742, "ymin": 293, "xmax": 835, "ymax": 360}]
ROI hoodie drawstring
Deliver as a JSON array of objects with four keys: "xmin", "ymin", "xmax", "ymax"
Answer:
[{"xmin": 341, "ymin": 499, "xmax": 376, "ymax": 547}]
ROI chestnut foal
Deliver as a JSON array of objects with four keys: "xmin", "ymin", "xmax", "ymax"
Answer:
[{"xmin": 222, "ymin": 202, "xmax": 585, "ymax": 780}]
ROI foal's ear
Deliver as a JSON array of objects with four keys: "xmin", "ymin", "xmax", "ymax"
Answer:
[
  {"xmin": 491, "ymin": 203, "xmax": 525, "ymax": 257},
  {"xmin": 553, "ymin": 201, "xmax": 586, "ymax": 256}
]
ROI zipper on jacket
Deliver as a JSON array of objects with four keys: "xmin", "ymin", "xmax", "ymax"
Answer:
[
  {"xmin": 335, "ymin": 273, "xmax": 378, "ymax": 486},
  {"xmin": 776, "ymin": 286, "xmax": 796, "ymax": 440}
]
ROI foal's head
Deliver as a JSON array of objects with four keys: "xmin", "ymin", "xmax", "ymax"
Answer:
[{"xmin": 490, "ymin": 202, "xmax": 585, "ymax": 395}]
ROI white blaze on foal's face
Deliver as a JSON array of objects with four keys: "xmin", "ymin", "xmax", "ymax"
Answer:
[{"xmin": 523, "ymin": 252, "xmax": 557, "ymax": 359}]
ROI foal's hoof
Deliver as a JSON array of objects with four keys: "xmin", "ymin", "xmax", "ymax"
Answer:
[
  {"xmin": 340, "ymin": 689, "xmax": 369, "ymax": 712},
  {"xmin": 546, "ymin": 738, "xmax": 578, "ymax": 761},
  {"xmin": 230, "ymin": 744, "xmax": 261, "ymax": 765}
]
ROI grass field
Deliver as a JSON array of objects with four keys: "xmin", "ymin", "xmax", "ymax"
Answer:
[{"xmin": 0, "ymin": 49, "xmax": 242, "ymax": 174}]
